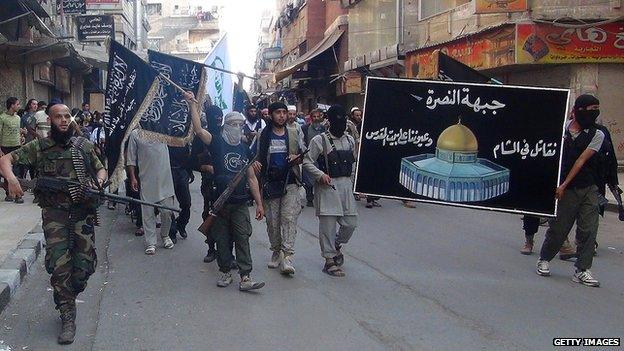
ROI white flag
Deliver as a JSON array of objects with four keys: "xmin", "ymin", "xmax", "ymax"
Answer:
[{"xmin": 204, "ymin": 34, "xmax": 233, "ymax": 115}]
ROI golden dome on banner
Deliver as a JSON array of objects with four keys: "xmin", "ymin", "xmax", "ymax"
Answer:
[{"xmin": 436, "ymin": 120, "xmax": 478, "ymax": 152}]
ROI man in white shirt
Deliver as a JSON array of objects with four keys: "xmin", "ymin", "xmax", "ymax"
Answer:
[{"xmin": 126, "ymin": 129, "xmax": 176, "ymax": 254}]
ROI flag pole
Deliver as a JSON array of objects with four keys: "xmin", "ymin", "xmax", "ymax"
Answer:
[{"xmin": 158, "ymin": 73, "xmax": 199, "ymax": 103}]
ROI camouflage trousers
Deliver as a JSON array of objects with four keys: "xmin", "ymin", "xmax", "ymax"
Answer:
[
  {"xmin": 42, "ymin": 208, "xmax": 97, "ymax": 310},
  {"xmin": 264, "ymin": 184, "xmax": 302, "ymax": 257}
]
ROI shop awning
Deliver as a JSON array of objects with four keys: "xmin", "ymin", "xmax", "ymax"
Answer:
[{"xmin": 274, "ymin": 28, "xmax": 344, "ymax": 82}]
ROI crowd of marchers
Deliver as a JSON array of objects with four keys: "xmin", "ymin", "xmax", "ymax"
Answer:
[{"xmin": 0, "ymin": 91, "xmax": 619, "ymax": 346}]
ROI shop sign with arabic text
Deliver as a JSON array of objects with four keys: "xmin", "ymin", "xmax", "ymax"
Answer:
[{"xmin": 516, "ymin": 22, "xmax": 624, "ymax": 64}]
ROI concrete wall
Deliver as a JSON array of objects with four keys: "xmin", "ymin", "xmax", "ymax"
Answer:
[
  {"xmin": 597, "ymin": 64, "xmax": 624, "ymax": 161},
  {"xmin": 0, "ymin": 66, "xmax": 25, "ymax": 103}
]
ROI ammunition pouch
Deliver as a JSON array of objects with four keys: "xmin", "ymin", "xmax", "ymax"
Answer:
[{"xmin": 319, "ymin": 150, "xmax": 355, "ymax": 178}]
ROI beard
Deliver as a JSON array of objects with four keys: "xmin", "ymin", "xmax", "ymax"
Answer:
[
  {"xmin": 50, "ymin": 123, "xmax": 74, "ymax": 145},
  {"xmin": 271, "ymin": 119, "xmax": 286, "ymax": 128}
]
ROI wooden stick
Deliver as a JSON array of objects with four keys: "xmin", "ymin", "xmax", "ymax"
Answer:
[{"xmin": 158, "ymin": 73, "xmax": 199, "ymax": 103}]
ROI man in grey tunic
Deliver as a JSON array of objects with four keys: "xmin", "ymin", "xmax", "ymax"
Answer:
[
  {"xmin": 127, "ymin": 129, "xmax": 176, "ymax": 254},
  {"xmin": 303, "ymin": 105, "xmax": 357, "ymax": 277}
]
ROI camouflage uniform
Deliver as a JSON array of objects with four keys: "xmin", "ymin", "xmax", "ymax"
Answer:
[{"xmin": 11, "ymin": 137, "xmax": 104, "ymax": 311}]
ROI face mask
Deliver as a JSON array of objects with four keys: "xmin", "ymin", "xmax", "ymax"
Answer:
[
  {"xmin": 576, "ymin": 109, "xmax": 600, "ymax": 129},
  {"xmin": 221, "ymin": 123, "xmax": 242, "ymax": 145},
  {"xmin": 329, "ymin": 117, "xmax": 346, "ymax": 137}
]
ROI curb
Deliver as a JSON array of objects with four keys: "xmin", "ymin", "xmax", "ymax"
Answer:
[{"xmin": 0, "ymin": 223, "xmax": 45, "ymax": 315}]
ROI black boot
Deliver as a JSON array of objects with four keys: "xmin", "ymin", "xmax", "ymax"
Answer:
[{"xmin": 58, "ymin": 304, "xmax": 76, "ymax": 345}]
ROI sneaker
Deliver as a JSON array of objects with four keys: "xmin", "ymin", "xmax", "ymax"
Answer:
[
  {"xmin": 203, "ymin": 249, "xmax": 216, "ymax": 263},
  {"xmin": 268, "ymin": 251, "xmax": 282, "ymax": 269},
  {"xmin": 239, "ymin": 275, "xmax": 265, "ymax": 291},
  {"xmin": 145, "ymin": 245, "xmax": 156, "ymax": 255},
  {"xmin": 163, "ymin": 237, "xmax": 175, "ymax": 249},
  {"xmin": 536, "ymin": 260, "xmax": 550, "ymax": 276},
  {"xmin": 135, "ymin": 227, "xmax": 144, "ymax": 236},
  {"xmin": 573, "ymin": 270, "xmax": 600, "ymax": 287},
  {"xmin": 4, "ymin": 196, "xmax": 14, "ymax": 202},
  {"xmin": 279, "ymin": 255, "xmax": 295, "ymax": 275},
  {"xmin": 520, "ymin": 241, "xmax": 533, "ymax": 255},
  {"xmin": 14, "ymin": 197, "xmax": 24, "ymax": 204},
  {"xmin": 217, "ymin": 272, "xmax": 233, "ymax": 287},
  {"xmin": 306, "ymin": 200, "xmax": 314, "ymax": 207}
]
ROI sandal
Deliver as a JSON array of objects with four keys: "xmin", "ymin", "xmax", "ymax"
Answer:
[
  {"xmin": 334, "ymin": 242, "xmax": 344, "ymax": 266},
  {"xmin": 322, "ymin": 261, "xmax": 345, "ymax": 277}
]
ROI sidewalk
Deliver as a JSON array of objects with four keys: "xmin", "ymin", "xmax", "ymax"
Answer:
[{"xmin": 0, "ymin": 191, "xmax": 45, "ymax": 313}]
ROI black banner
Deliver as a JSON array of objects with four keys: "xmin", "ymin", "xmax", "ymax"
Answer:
[
  {"xmin": 143, "ymin": 50, "xmax": 206, "ymax": 145},
  {"xmin": 104, "ymin": 40, "xmax": 159, "ymax": 188},
  {"xmin": 355, "ymin": 77, "xmax": 570, "ymax": 216},
  {"xmin": 58, "ymin": 0, "xmax": 86, "ymax": 14},
  {"xmin": 437, "ymin": 52, "xmax": 492, "ymax": 84},
  {"xmin": 76, "ymin": 15, "xmax": 114, "ymax": 41}
]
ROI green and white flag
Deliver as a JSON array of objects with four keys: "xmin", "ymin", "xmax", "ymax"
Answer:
[{"xmin": 204, "ymin": 34, "xmax": 233, "ymax": 115}]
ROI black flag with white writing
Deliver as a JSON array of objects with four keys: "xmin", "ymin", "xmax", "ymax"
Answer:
[
  {"xmin": 355, "ymin": 77, "xmax": 570, "ymax": 217},
  {"xmin": 142, "ymin": 50, "xmax": 206, "ymax": 146},
  {"xmin": 103, "ymin": 40, "xmax": 160, "ymax": 190}
]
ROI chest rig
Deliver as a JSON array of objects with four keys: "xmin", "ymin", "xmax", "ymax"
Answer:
[
  {"xmin": 318, "ymin": 132, "xmax": 355, "ymax": 178},
  {"xmin": 38, "ymin": 137, "xmax": 100, "ymax": 219}
]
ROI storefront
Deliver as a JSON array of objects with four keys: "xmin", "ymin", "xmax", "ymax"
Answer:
[{"xmin": 405, "ymin": 22, "xmax": 624, "ymax": 161}]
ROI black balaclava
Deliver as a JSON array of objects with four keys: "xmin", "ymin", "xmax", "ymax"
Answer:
[
  {"xmin": 574, "ymin": 94, "xmax": 600, "ymax": 129},
  {"xmin": 206, "ymin": 105, "xmax": 224, "ymax": 135},
  {"xmin": 327, "ymin": 105, "xmax": 347, "ymax": 137},
  {"xmin": 50, "ymin": 122, "xmax": 75, "ymax": 145}
]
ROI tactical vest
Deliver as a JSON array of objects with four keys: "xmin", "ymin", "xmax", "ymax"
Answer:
[
  {"xmin": 36, "ymin": 137, "xmax": 96, "ymax": 208},
  {"xmin": 561, "ymin": 127, "xmax": 599, "ymax": 189},
  {"xmin": 318, "ymin": 132, "xmax": 355, "ymax": 178}
]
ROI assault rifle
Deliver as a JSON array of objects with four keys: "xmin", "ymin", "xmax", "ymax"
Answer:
[
  {"xmin": 197, "ymin": 150, "xmax": 309, "ymax": 236},
  {"xmin": 198, "ymin": 154, "xmax": 259, "ymax": 236},
  {"xmin": 608, "ymin": 185, "xmax": 624, "ymax": 221},
  {"xmin": 18, "ymin": 177, "xmax": 180, "ymax": 213}
]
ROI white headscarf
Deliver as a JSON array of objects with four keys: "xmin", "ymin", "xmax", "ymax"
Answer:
[{"xmin": 221, "ymin": 111, "xmax": 245, "ymax": 146}]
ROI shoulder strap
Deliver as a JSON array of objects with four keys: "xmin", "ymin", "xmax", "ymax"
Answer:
[
  {"xmin": 321, "ymin": 133, "xmax": 330, "ymax": 175},
  {"xmin": 325, "ymin": 132, "xmax": 337, "ymax": 151}
]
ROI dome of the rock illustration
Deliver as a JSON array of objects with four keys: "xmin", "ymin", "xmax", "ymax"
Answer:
[
  {"xmin": 436, "ymin": 121, "xmax": 478, "ymax": 152},
  {"xmin": 399, "ymin": 119, "xmax": 510, "ymax": 203}
]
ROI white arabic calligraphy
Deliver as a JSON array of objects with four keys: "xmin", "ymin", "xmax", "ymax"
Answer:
[
  {"xmin": 365, "ymin": 127, "xmax": 433, "ymax": 147},
  {"xmin": 424, "ymin": 88, "xmax": 506, "ymax": 115},
  {"xmin": 492, "ymin": 139, "xmax": 558, "ymax": 160}
]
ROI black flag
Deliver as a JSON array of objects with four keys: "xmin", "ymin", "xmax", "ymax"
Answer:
[
  {"xmin": 142, "ymin": 50, "xmax": 207, "ymax": 146},
  {"xmin": 103, "ymin": 40, "xmax": 160, "ymax": 190}
]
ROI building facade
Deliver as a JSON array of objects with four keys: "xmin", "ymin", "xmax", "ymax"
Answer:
[
  {"xmin": 259, "ymin": 0, "xmax": 624, "ymax": 162},
  {"xmin": 0, "ymin": 0, "xmax": 149, "ymax": 112},
  {"xmin": 145, "ymin": 0, "xmax": 221, "ymax": 61}
]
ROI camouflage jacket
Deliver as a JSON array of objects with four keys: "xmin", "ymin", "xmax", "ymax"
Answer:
[{"xmin": 11, "ymin": 137, "xmax": 105, "ymax": 208}]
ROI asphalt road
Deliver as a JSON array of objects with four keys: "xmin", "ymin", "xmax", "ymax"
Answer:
[{"xmin": 1, "ymin": 181, "xmax": 623, "ymax": 351}]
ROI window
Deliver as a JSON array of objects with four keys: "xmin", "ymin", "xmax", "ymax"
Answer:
[
  {"xmin": 146, "ymin": 3, "xmax": 162, "ymax": 16},
  {"xmin": 419, "ymin": 0, "xmax": 469, "ymax": 20}
]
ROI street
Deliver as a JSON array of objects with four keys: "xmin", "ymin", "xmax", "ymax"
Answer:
[{"xmin": 1, "ymin": 181, "xmax": 623, "ymax": 351}]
